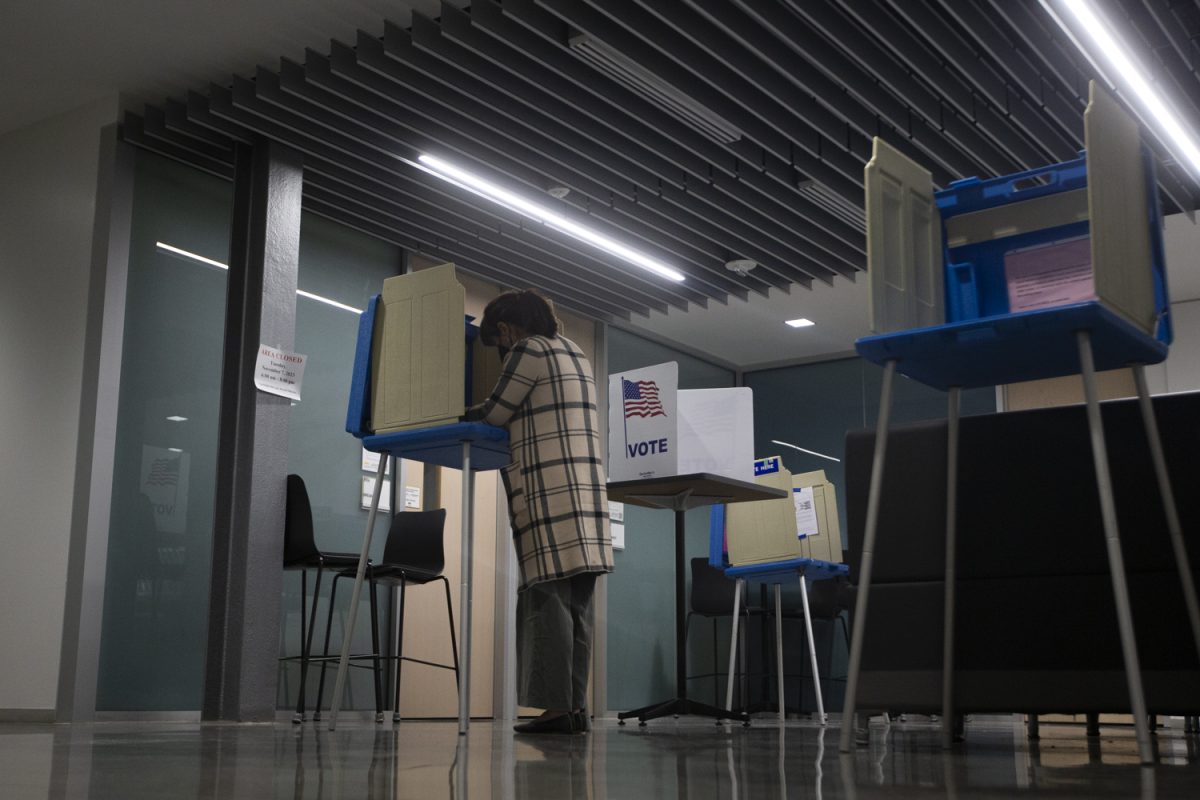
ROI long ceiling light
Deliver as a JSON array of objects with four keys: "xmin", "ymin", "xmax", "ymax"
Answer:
[
  {"xmin": 568, "ymin": 34, "xmax": 742, "ymax": 146},
  {"xmin": 155, "ymin": 242, "xmax": 363, "ymax": 314},
  {"xmin": 1041, "ymin": 0, "xmax": 1200, "ymax": 182},
  {"xmin": 416, "ymin": 154, "xmax": 687, "ymax": 283}
]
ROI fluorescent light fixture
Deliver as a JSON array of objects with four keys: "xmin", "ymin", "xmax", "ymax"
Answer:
[
  {"xmin": 771, "ymin": 439, "xmax": 841, "ymax": 463},
  {"xmin": 416, "ymin": 154, "xmax": 687, "ymax": 283},
  {"xmin": 156, "ymin": 241, "xmax": 229, "ymax": 270},
  {"xmin": 296, "ymin": 289, "xmax": 363, "ymax": 314},
  {"xmin": 167, "ymin": 447, "xmax": 183, "ymax": 453},
  {"xmin": 797, "ymin": 179, "xmax": 866, "ymax": 229},
  {"xmin": 1044, "ymin": 0, "xmax": 1200, "ymax": 181},
  {"xmin": 155, "ymin": 242, "xmax": 363, "ymax": 314},
  {"xmin": 166, "ymin": 416, "xmax": 188, "ymax": 422},
  {"xmin": 785, "ymin": 318, "xmax": 815, "ymax": 328},
  {"xmin": 569, "ymin": 34, "xmax": 742, "ymax": 145}
]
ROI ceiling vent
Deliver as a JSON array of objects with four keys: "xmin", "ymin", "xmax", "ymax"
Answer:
[
  {"xmin": 569, "ymin": 33, "xmax": 742, "ymax": 145},
  {"xmin": 797, "ymin": 179, "xmax": 866, "ymax": 230}
]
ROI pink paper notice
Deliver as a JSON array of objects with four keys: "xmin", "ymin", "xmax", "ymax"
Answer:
[{"xmin": 1005, "ymin": 236, "xmax": 1095, "ymax": 313}]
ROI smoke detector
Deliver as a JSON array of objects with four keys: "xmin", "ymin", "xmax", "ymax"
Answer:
[
  {"xmin": 724, "ymin": 258, "xmax": 757, "ymax": 276},
  {"xmin": 546, "ymin": 184, "xmax": 571, "ymax": 199}
]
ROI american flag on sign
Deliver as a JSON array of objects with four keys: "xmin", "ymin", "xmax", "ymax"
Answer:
[
  {"xmin": 146, "ymin": 458, "xmax": 180, "ymax": 487},
  {"xmin": 622, "ymin": 378, "xmax": 666, "ymax": 419}
]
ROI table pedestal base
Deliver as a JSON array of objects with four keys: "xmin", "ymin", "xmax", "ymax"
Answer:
[{"xmin": 618, "ymin": 697, "xmax": 749, "ymax": 726}]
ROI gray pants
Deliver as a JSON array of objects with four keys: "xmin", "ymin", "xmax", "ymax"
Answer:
[{"xmin": 516, "ymin": 573, "xmax": 597, "ymax": 710}]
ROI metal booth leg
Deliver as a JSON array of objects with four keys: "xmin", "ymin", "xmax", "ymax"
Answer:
[
  {"xmin": 725, "ymin": 578, "xmax": 744, "ymax": 715},
  {"xmin": 775, "ymin": 584, "xmax": 785, "ymax": 724},
  {"xmin": 329, "ymin": 456, "xmax": 388, "ymax": 730},
  {"xmin": 1077, "ymin": 331, "xmax": 1152, "ymax": 764},
  {"xmin": 458, "ymin": 441, "xmax": 475, "ymax": 735},
  {"xmin": 799, "ymin": 574, "xmax": 826, "ymax": 725},
  {"xmin": 942, "ymin": 386, "xmax": 961, "ymax": 749},
  {"xmin": 1132, "ymin": 364, "xmax": 1200, "ymax": 665},
  {"xmin": 840, "ymin": 359, "xmax": 897, "ymax": 753}
]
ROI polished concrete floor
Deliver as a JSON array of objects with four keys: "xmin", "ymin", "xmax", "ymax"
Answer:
[{"xmin": 2, "ymin": 715, "xmax": 1199, "ymax": 798}]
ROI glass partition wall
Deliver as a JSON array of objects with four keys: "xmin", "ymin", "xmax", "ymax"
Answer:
[
  {"xmin": 96, "ymin": 151, "xmax": 233, "ymax": 710},
  {"xmin": 95, "ymin": 149, "xmax": 402, "ymax": 713}
]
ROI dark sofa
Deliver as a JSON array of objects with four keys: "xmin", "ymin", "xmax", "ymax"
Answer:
[{"xmin": 844, "ymin": 391, "xmax": 1200, "ymax": 716}]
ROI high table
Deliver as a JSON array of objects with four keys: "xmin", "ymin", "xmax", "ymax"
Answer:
[
  {"xmin": 607, "ymin": 473, "xmax": 788, "ymax": 726},
  {"xmin": 327, "ymin": 422, "xmax": 510, "ymax": 734}
]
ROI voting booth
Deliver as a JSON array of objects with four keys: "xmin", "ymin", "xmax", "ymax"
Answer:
[
  {"xmin": 370, "ymin": 263, "xmax": 503, "ymax": 434},
  {"xmin": 607, "ymin": 362, "xmax": 755, "ymax": 483},
  {"xmin": 841, "ymin": 82, "xmax": 1190, "ymax": 760},
  {"xmin": 856, "ymin": 81, "xmax": 1171, "ymax": 390},
  {"xmin": 725, "ymin": 457, "xmax": 843, "ymax": 567}
]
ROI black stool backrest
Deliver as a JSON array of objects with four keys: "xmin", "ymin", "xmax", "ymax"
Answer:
[
  {"xmin": 284, "ymin": 474, "xmax": 319, "ymax": 566},
  {"xmin": 383, "ymin": 509, "xmax": 448, "ymax": 574},
  {"xmin": 689, "ymin": 557, "xmax": 739, "ymax": 616},
  {"xmin": 807, "ymin": 575, "xmax": 852, "ymax": 620}
]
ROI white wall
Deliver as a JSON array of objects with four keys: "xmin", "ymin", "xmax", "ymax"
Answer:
[{"xmin": 0, "ymin": 97, "xmax": 118, "ymax": 713}]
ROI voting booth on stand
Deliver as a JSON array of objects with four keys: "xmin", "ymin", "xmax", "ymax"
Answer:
[
  {"xmin": 840, "ymin": 81, "xmax": 1200, "ymax": 761},
  {"xmin": 718, "ymin": 455, "xmax": 848, "ymax": 724},
  {"xmin": 330, "ymin": 263, "xmax": 510, "ymax": 735}
]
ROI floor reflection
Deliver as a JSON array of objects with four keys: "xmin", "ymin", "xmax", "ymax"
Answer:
[{"xmin": 3, "ymin": 716, "xmax": 1197, "ymax": 799}]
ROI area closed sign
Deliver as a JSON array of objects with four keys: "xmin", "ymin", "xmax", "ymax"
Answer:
[{"xmin": 254, "ymin": 344, "xmax": 307, "ymax": 402}]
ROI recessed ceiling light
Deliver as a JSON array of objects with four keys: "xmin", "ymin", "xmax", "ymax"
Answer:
[
  {"xmin": 416, "ymin": 154, "xmax": 686, "ymax": 282},
  {"xmin": 546, "ymin": 184, "xmax": 571, "ymax": 199},
  {"xmin": 785, "ymin": 318, "xmax": 815, "ymax": 328},
  {"xmin": 166, "ymin": 415, "xmax": 188, "ymax": 422},
  {"xmin": 167, "ymin": 447, "xmax": 183, "ymax": 453}
]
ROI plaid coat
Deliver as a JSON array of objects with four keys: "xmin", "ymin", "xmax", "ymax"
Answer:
[{"xmin": 465, "ymin": 335, "xmax": 613, "ymax": 591}]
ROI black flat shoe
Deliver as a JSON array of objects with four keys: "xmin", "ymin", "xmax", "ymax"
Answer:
[
  {"xmin": 572, "ymin": 711, "xmax": 591, "ymax": 732},
  {"xmin": 513, "ymin": 714, "xmax": 576, "ymax": 734}
]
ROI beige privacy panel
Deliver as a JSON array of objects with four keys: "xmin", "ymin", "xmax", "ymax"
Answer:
[
  {"xmin": 371, "ymin": 263, "xmax": 466, "ymax": 433},
  {"xmin": 1085, "ymin": 81, "xmax": 1157, "ymax": 336},
  {"xmin": 792, "ymin": 470, "xmax": 843, "ymax": 565},
  {"xmin": 865, "ymin": 137, "xmax": 945, "ymax": 334},
  {"xmin": 726, "ymin": 462, "xmax": 800, "ymax": 567}
]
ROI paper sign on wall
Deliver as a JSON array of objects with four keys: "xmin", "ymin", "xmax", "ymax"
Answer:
[
  {"xmin": 254, "ymin": 344, "xmax": 307, "ymax": 401},
  {"xmin": 361, "ymin": 476, "xmax": 392, "ymax": 512},
  {"xmin": 361, "ymin": 448, "xmax": 392, "ymax": 475},
  {"xmin": 608, "ymin": 362, "xmax": 678, "ymax": 481},
  {"xmin": 608, "ymin": 501, "xmax": 625, "ymax": 550},
  {"xmin": 611, "ymin": 523, "xmax": 625, "ymax": 551},
  {"xmin": 404, "ymin": 486, "xmax": 421, "ymax": 509}
]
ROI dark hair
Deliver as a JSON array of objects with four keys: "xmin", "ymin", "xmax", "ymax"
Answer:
[{"xmin": 479, "ymin": 289, "xmax": 560, "ymax": 345}]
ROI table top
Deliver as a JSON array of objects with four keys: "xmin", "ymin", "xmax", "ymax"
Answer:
[
  {"xmin": 361, "ymin": 422, "xmax": 510, "ymax": 471},
  {"xmin": 607, "ymin": 472, "xmax": 787, "ymax": 511},
  {"xmin": 724, "ymin": 557, "xmax": 849, "ymax": 583},
  {"xmin": 855, "ymin": 301, "xmax": 1167, "ymax": 391}
]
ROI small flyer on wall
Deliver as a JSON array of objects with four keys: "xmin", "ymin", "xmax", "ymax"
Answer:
[
  {"xmin": 609, "ymin": 501, "xmax": 625, "ymax": 550},
  {"xmin": 253, "ymin": 344, "xmax": 307, "ymax": 401},
  {"xmin": 361, "ymin": 447, "xmax": 391, "ymax": 476},
  {"xmin": 361, "ymin": 475, "xmax": 392, "ymax": 512}
]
